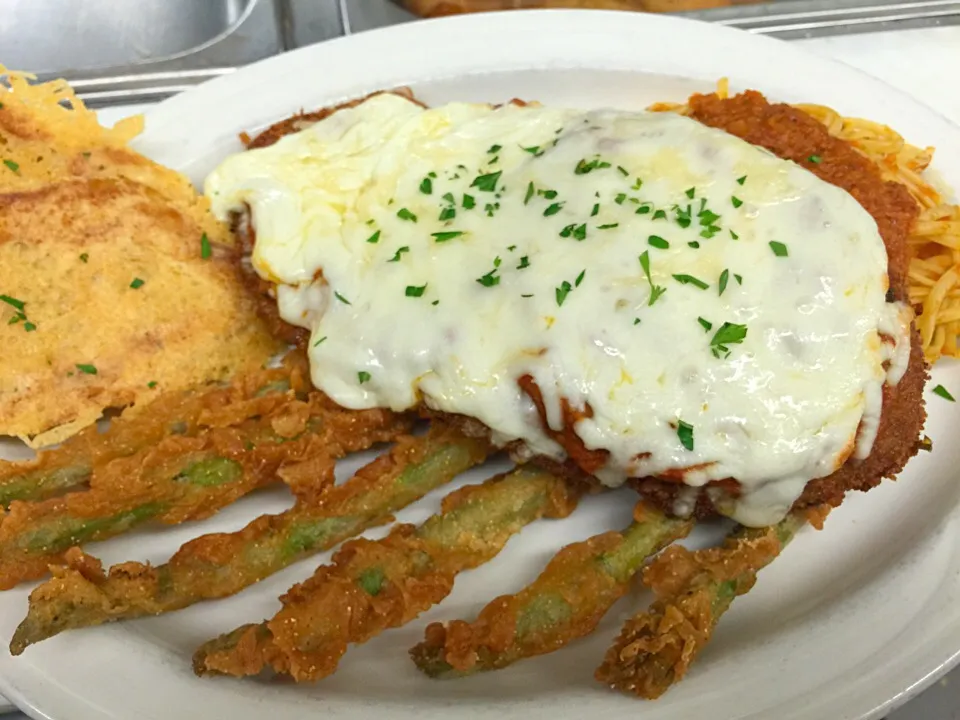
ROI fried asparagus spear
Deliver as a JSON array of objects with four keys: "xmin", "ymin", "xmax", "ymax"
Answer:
[
  {"xmin": 410, "ymin": 501, "xmax": 693, "ymax": 677},
  {"xmin": 10, "ymin": 426, "xmax": 489, "ymax": 654},
  {"xmin": 0, "ymin": 395, "xmax": 409, "ymax": 589},
  {"xmin": 594, "ymin": 511, "xmax": 807, "ymax": 699},
  {"xmin": 0, "ymin": 356, "xmax": 310, "ymax": 507},
  {"xmin": 192, "ymin": 465, "xmax": 583, "ymax": 682}
]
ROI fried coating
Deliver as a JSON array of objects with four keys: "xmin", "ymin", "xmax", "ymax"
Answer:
[
  {"xmin": 0, "ymin": 392, "xmax": 410, "ymax": 589},
  {"xmin": 193, "ymin": 466, "xmax": 582, "ymax": 682},
  {"xmin": 10, "ymin": 426, "xmax": 489, "ymax": 654},
  {"xmin": 0, "ymin": 69, "xmax": 281, "ymax": 447},
  {"xmin": 0, "ymin": 352, "xmax": 311, "ymax": 508},
  {"xmin": 595, "ymin": 512, "xmax": 807, "ymax": 698},
  {"xmin": 633, "ymin": 91, "xmax": 927, "ymax": 518},
  {"xmin": 410, "ymin": 501, "xmax": 692, "ymax": 677}
]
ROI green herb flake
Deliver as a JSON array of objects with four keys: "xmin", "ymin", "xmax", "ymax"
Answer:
[
  {"xmin": 572, "ymin": 223, "xmax": 587, "ymax": 241},
  {"xmin": 366, "ymin": 229, "xmax": 381, "ymax": 244},
  {"xmin": 334, "ymin": 291, "xmax": 352, "ymax": 305},
  {"xmin": 476, "ymin": 267, "xmax": 500, "ymax": 288},
  {"xmin": 574, "ymin": 157, "xmax": 611, "ymax": 175},
  {"xmin": 419, "ymin": 177, "xmax": 433, "ymax": 194},
  {"xmin": 639, "ymin": 251, "xmax": 667, "ymax": 307},
  {"xmin": 432, "ymin": 231, "xmax": 465, "ymax": 242},
  {"xmin": 808, "ymin": 155, "xmax": 822, "ymax": 164},
  {"xmin": 734, "ymin": 273, "xmax": 743, "ymax": 285},
  {"xmin": 523, "ymin": 145, "xmax": 543, "ymax": 156},
  {"xmin": 405, "ymin": 284, "xmax": 427, "ymax": 298},
  {"xmin": 591, "ymin": 203, "xmax": 600, "ymax": 217},
  {"xmin": 615, "ymin": 193, "xmax": 627, "ymax": 205},
  {"xmin": 575, "ymin": 269, "xmax": 585, "ymax": 287},
  {"xmin": 76, "ymin": 363, "xmax": 98, "ymax": 375},
  {"xmin": 524, "ymin": 183, "xmax": 535, "ymax": 205},
  {"xmin": 673, "ymin": 274, "xmax": 709, "ymax": 290},
  {"xmin": 718, "ymin": 269, "xmax": 729, "ymax": 296},
  {"xmin": 698, "ymin": 210, "xmax": 721, "ymax": 227},
  {"xmin": 539, "ymin": 189, "xmax": 559, "ymax": 199},
  {"xmin": 555, "ymin": 280, "xmax": 573, "ymax": 307},
  {"xmin": 3, "ymin": 159, "xmax": 19, "ymax": 173},
  {"xmin": 396, "ymin": 208, "xmax": 418, "ymax": 222},
  {"xmin": 648, "ymin": 235, "xmax": 669, "ymax": 250},
  {"xmin": 200, "ymin": 233, "xmax": 212, "ymax": 260},
  {"xmin": 471, "ymin": 170, "xmax": 502, "ymax": 192},
  {"xmin": 517, "ymin": 256, "xmax": 531, "ymax": 270},
  {"xmin": 130, "ymin": 278, "xmax": 145, "ymax": 290},
  {"xmin": 653, "ymin": 209, "xmax": 667, "ymax": 221},
  {"xmin": 730, "ymin": 230, "xmax": 740, "ymax": 240},
  {"xmin": 677, "ymin": 420, "xmax": 694, "ymax": 451},
  {"xmin": 636, "ymin": 205, "xmax": 652, "ymax": 215},
  {"xmin": 617, "ymin": 165, "xmax": 629, "ymax": 177},
  {"xmin": 458, "ymin": 194, "xmax": 474, "ymax": 211},
  {"xmin": 79, "ymin": 253, "xmax": 89, "ymax": 263},
  {"xmin": 769, "ymin": 241, "xmax": 789, "ymax": 257},
  {"xmin": 634, "ymin": 317, "xmax": 641, "ymax": 325},
  {"xmin": 731, "ymin": 196, "xmax": 743, "ymax": 209},
  {"xmin": 439, "ymin": 207, "xmax": 456, "ymax": 222},
  {"xmin": 597, "ymin": 223, "xmax": 619, "ymax": 230},
  {"xmin": 710, "ymin": 322, "xmax": 748, "ymax": 359},
  {"xmin": 543, "ymin": 202, "xmax": 565, "ymax": 217},
  {"xmin": 387, "ymin": 246, "xmax": 410, "ymax": 263},
  {"xmin": 0, "ymin": 295, "xmax": 25, "ymax": 312},
  {"xmin": 313, "ymin": 336, "xmax": 328, "ymax": 347},
  {"xmin": 685, "ymin": 187, "xmax": 696, "ymax": 199},
  {"xmin": 358, "ymin": 371, "xmax": 371, "ymax": 384},
  {"xmin": 23, "ymin": 321, "xmax": 36, "ymax": 332},
  {"xmin": 688, "ymin": 241, "xmax": 700, "ymax": 249},
  {"xmin": 147, "ymin": 381, "xmax": 158, "ymax": 388},
  {"xmin": 933, "ymin": 384, "xmax": 956, "ymax": 402},
  {"xmin": 698, "ymin": 317, "xmax": 713, "ymax": 332},
  {"xmin": 737, "ymin": 175, "xmax": 747, "ymax": 185}
]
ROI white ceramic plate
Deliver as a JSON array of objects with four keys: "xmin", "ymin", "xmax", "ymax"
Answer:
[{"xmin": 2, "ymin": 10, "xmax": 960, "ymax": 720}]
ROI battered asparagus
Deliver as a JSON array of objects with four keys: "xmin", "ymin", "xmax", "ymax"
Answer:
[
  {"xmin": 0, "ymin": 359, "xmax": 307, "ymax": 508},
  {"xmin": 410, "ymin": 502, "xmax": 693, "ymax": 677},
  {"xmin": 10, "ymin": 427, "xmax": 489, "ymax": 654},
  {"xmin": 192, "ymin": 465, "xmax": 583, "ymax": 682},
  {"xmin": 0, "ymin": 397, "xmax": 409, "ymax": 589},
  {"xmin": 594, "ymin": 512, "xmax": 806, "ymax": 699}
]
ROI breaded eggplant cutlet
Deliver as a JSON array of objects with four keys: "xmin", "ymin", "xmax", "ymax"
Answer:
[{"xmin": 220, "ymin": 89, "xmax": 926, "ymax": 525}]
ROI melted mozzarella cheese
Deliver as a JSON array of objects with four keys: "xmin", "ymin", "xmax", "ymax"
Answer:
[{"xmin": 206, "ymin": 93, "xmax": 910, "ymax": 527}]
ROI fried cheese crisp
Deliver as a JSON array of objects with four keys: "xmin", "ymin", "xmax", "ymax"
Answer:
[{"xmin": 0, "ymin": 68, "xmax": 282, "ymax": 447}]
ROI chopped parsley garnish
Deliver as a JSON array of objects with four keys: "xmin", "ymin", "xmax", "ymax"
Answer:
[
  {"xmin": 314, "ymin": 336, "xmax": 328, "ymax": 347},
  {"xmin": 432, "ymin": 231, "xmax": 465, "ymax": 242},
  {"xmin": 524, "ymin": 182, "xmax": 535, "ymax": 205},
  {"xmin": 634, "ymin": 318, "xmax": 641, "ymax": 325},
  {"xmin": 698, "ymin": 210, "xmax": 721, "ymax": 227},
  {"xmin": 148, "ymin": 381, "xmax": 158, "ymax": 388},
  {"xmin": 718, "ymin": 269, "xmax": 729, "ymax": 296},
  {"xmin": 617, "ymin": 165, "xmax": 629, "ymax": 177},
  {"xmin": 933, "ymin": 384, "xmax": 956, "ymax": 401},
  {"xmin": 76, "ymin": 363, "xmax": 98, "ymax": 375},
  {"xmin": 648, "ymin": 235, "xmax": 669, "ymax": 250},
  {"xmin": 517, "ymin": 256, "xmax": 531, "ymax": 270},
  {"xmin": 573, "ymin": 223, "xmax": 587, "ymax": 241},
  {"xmin": 396, "ymin": 208, "xmax": 418, "ymax": 222},
  {"xmin": 734, "ymin": 273, "xmax": 743, "ymax": 285},
  {"xmin": 591, "ymin": 203, "xmax": 600, "ymax": 217},
  {"xmin": 200, "ymin": 233, "xmax": 212, "ymax": 260},
  {"xmin": 523, "ymin": 145, "xmax": 544, "ymax": 157},
  {"xmin": 507, "ymin": 245, "xmax": 517, "ymax": 251},
  {"xmin": 675, "ymin": 206, "xmax": 692, "ymax": 229},
  {"xmin": 23, "ymin": 322, "xmax": 36, "ymax": 332},
  {"xmin": 700, "ymin": 226, "xmax": 722, "ymax": 239},
  {"xmin": 653, "ymin": 209, "xmax": 667, "ymax": 221},
  {"xmin": 639, "ymin": 251, "xmax": 667, "ymax": 307},
  {"xmin": 631, "ymin": 178, "xmax": 643, "ymax": 191},
  {"xmin": 685, "ymin": 187, "xmax": 696, "ymax": 199},
  {"xmin": 476, "ymin": 260, "xmax": 501, "ymax": 287},
  {"xmin": 769, "ymin": 241, "xmax": 789, "ymax": 257},
  {"xmin": 439, "ymin": 207, "xmax": 456, "ymax": 221},
  {"xmin": 3, "ymin": 159, "xmax": 19, "ymax": 173},
  {"xmin": 574, "ymin": 157, "xmax": 611, "ymax": 175},
  {"xmin": 358, "ymin": 371, "xmax": 371, "ymax": 384},
  {"xmin": 677, "ymin": 420, "xmax": 694, "ymax": 451},
  {"xmin": 130, "ymin": 278, "xmax": 145, "ymax": 289},
  {"xmin": 463, "ymin": 194, "xmax": 476, "ymax": 209},
  {"xmin": 615, "ymin": 193, "xmax": 627, "ymax": 205},
  {"xmin": 730, "ymin": 230, "xmax": 740, "ymax": 240},
  {"xmin": 538, "ymin": 190, "xmax": 559, "ymax": 200},
  {"xmin": 442, "ymin": 192, "xmax": 456, "ymax": 204},
  {"xmin": 419, "ymin": 177, "xmax": 433, "ymax": 194},
  {"xmin": 731, "ymin": 196, "xmax": 743, "ymax": 209},
  {"xmin": 555, "ymin": 280, "xmax": 573, "ymax": 307},
  {"xmin": 710, "ymin": 322, "xmax": 748, "ymax": 359},
  {"xmin": 808, "ymin": 155, "xmax": 822, "ymax": 164},
  {"xmin": 543, "ymin": 202, "xmax": 564, "ymax": 217},
  {"xmin": 405, "ymin": 284, "xmax": 427, "ymax": 298},
  {"xmin": 636, "ymin": 205, "xmax": 652, "ymax": 215},
  {"xmin": 79, "ymin": 253, "xmax": 89, "ymax": 263},
  {"xmin": 488, "ymin": 144, "xmax": 502, "ymax": 154},
  {"xmin": 698, "ymin": 317, "xmax": 713, "ymax": 332},
  {"xmin": 471, "ymin": 170, "xmax": 502, "ymax": 192},
  {"xmin": 673, "ymin": 274, "xmax": 709, "ymax": 290},
  {"xmin": 597, "ymin": 223, "xmax": 619, "ymax": 230},
  {"xmin": 432, "ymin": 300, "xmax": 440, "ymax": 306},
  {"xmin": 387, "ymin": 246, "xmax": 410, "ymax": 262},
  {"xmin": 575, "ymin": 270, "xmax": 585, "ymax": 287},
  {"xmin": 521, "ymin": 294, "xmax": 534, "ymax": 298},
  {"xmin": 688, "ymin": 241, "xmax": 700, "ymax": 249},
  {"xmin": 334, "ymin": 291, "xmax": 352, "ymax": 305},
  {"xmin": 366, "ymin": 230, "xmax": 381, "ymax": 244},
  {"xmin": 737, "ymin": 175, "xmax": 747, "ymax": 185},
  {"xmin": 0, "ymin": 295, "xmax": 25, "ymax": 312}
]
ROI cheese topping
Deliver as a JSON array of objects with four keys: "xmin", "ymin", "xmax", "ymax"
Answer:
[{"xmin": 206, "ymin": 93, "xmax": 910, "ymax": 526}]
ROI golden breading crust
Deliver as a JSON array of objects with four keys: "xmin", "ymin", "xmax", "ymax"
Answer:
[{"xmin": 238, "ymin": 89, "xmax": 927, "ymax": 518}]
